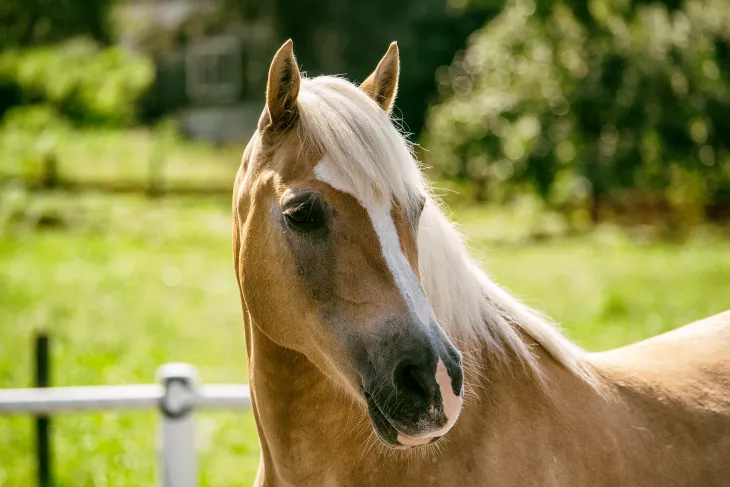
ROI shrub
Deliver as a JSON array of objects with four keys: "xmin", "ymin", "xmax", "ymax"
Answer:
[
  {"xmin": 425, "ymin": 0, "xmax": 730, "ymax": 222},
  {"xmin": 0, "ymin": 39, "xmax": 154, "ymax": 126}
]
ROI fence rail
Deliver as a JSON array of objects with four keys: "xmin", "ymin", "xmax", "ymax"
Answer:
[
  {"xmin": 0, "ymin": 362, "xmax": 252, "ymax": 487},
  {"xmin": 0, "ymin": 148, "xmax": 234, "ymax": 198},
  {"xmin": 0, "ymin": 383, "xmax": 250, "ymax": 414}
]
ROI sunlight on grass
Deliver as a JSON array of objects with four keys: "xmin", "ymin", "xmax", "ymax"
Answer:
[
  {"xmin": 1, "ymin": 190, "xmax": 729, "ymax": 485},
  {"xmin": 0, "ymin": 127, "xmax": 241, "ymax": 189},
  {"xmin": 0, "ymin": 193, "xmax": 253, "ymax": 486}
]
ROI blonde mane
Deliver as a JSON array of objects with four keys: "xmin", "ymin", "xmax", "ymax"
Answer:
[{"xmin": 297, "ymin": 75, "xmax": 595, "ymax": 385}]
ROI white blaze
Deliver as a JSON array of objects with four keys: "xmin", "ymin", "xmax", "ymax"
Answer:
[
  {"xmin": 366, "ymin": 204, "xmax": 431, "ymax": 327},
  {"xmin": 314, "ymin": 158, "xmax": 430, "ymax": 328},
  {"xmin": 314, "ymin": 157, "xmax": 461, "ymax": 441}
]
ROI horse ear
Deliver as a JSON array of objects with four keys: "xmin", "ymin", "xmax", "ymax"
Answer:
[
  {"xmin": 265, "ymin": 39, "xmax": 301, "ymax": 130},
  {"xmin": 360, "ymin": 42, "xmax": 400, "ymax": 113}
]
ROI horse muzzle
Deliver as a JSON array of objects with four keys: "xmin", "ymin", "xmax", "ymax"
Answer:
[{"xmin": 362, "ymin": 337, "xmax": 464, "ymax": 449}]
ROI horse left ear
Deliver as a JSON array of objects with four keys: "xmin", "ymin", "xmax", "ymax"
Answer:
[
  {"xmin": 265, "ymin": 39, "xmax": 301, "ymax": 131},
  {"xmin": 360, "ymin": 42, "xmax": 400, "ymax": 113}
]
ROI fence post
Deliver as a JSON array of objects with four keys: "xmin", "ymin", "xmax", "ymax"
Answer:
[
  {"xmin": 42, "ymin": 154, "xmax": 59, "ymax": 190},
  {"xmin": 35, "ymin": 333, "xmax": 52, "ymax": 487},
  {"xmin": 157, "ymin": 363, "xmax": 198, "ymax": 487},
  {"xmin": 148, "ymin": 150, "xmax": 163, "ymax": 198}
]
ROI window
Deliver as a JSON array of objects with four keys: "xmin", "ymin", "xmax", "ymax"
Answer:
[{"xmin": 185, "ymin": 36, "xmax": 242, "ymax": 103}]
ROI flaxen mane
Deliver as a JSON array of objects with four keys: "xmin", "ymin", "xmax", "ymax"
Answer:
[{"xmin": 297, "ymin": 75, "xmax": 595, "ymax": 385}]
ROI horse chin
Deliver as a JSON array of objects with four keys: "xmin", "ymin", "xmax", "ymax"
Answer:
[{"xmin": 364, "ymin": 392, "xmax": 441, "ymax": 449}]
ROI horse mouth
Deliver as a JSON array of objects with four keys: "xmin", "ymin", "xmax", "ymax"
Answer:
[{"xmin": 364, "ymin": 392, "xmax": 441, "ymax": 449}]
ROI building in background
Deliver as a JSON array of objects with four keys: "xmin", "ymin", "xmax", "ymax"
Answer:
[
  {"xmin": 118, "ymin": 0, "xmax": 276, "ymax": 143},
  {"xmin": 115, "ymin": 0, "xmax": 496, "ymax": 144}
]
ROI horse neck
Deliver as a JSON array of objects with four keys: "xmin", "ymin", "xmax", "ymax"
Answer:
[
  {"xmin": 244, "ymin": 314, "xmax": 375, "ymax": 485},
  {"xmin": 244, "ymin": 309, "xmax": 616, "ymax": 485}
]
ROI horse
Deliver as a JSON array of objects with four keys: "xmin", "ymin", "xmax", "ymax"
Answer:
[{"xmin": 232, "ymin": 40, "xmax": 730, "ymax": 486}]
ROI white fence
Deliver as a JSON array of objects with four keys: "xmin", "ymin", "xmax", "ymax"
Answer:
[{"xmin": 0, "ymin": 363, "xmax": 251, "ymax": 487}]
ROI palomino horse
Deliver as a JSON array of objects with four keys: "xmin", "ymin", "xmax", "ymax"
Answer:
[{"xmin": 232, "ymin": 40, "xmax": 730, "ymax": 486}]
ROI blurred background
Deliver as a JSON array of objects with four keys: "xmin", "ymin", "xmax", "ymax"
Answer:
[{"xmin": 1, "ymin": 0, "xmax": 730, "ymax": 484}]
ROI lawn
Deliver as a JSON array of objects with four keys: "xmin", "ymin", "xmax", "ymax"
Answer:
[
  {"xmin": 1, "ymin": 189, "xmax": 729, "ymax": 486},
  {"xmin": 0, "ymin": 126, "xmax": 241, "ymax": 191}
]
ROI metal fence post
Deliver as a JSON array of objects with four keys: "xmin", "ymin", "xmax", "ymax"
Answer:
[
  {"xmin": 156, "ymin": 363, "xmax": 199, "ymax": 487},
  {"xmin": 35, "ymin": 333, "xmax": 52, "ymax": 487}
]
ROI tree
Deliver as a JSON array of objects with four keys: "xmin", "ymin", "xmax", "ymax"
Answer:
[
  {"xmin": 425, "ymin": 0, "xmax": 730, "ymax": 222},
  {"xmin": 0, "ymin": 0, "xmax": 112, "ymax": 49},
  {"xmin": 224, "ymin": 0, "xmax": 502, "ymax": 137}
]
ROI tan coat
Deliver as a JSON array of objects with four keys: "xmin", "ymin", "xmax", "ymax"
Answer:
[{"xmin": 233, "ymin": 40, "xmax": 730, "ymax": 486}]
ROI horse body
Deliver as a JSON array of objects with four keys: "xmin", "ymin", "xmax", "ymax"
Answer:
[
  {"xmin": 242, "ymin": 309, "xmax": 730, "ymax": 486},
  {"xmin": 233, "ymin": 40, "xmax": 730, "ymax": 486},
  {"xmin": 590, "ymin": 311, "xmax": 730, "ymax": 485}
]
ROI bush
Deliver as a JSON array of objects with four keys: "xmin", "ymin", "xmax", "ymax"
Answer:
[
  {"xmin": 0, "ymin": 0, "xmax": 112, "ymax": 49},
  {"xmin": 0, "ymin": 105, "xmax": 71, "ymax": 179},
  {"xmin": 223, "ymin": 0, "xmax": 502, "ymax": 137},
  {"xmin": 425, "ymin": 0, "xmax": 730, "ymax": 222},
  {"xmin": 0, "ymin": 39, "xmax": 154, "ymax": 126}
]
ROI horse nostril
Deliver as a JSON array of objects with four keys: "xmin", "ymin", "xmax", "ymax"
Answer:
[{"xmin": 394, "ymin": 361, "xmax": 433, "ymax": 404}]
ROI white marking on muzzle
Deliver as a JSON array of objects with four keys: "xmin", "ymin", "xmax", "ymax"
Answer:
[
  {"xmin": 396, "ymin": 432, "xmax": 432, "ymax": 447},
  {"xmin": 435, "ymin": 359, "xmax": 462, "ymax": 430},
  {"xmin": 395, "ymin": 359, "xmax": 462, "ymax": 445}
]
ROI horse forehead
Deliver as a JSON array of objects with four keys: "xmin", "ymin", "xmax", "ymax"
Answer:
[
  {"xmin": 311, "ymin": 156, "xmax": 356, "ymax": 196},
  {"xmin": 253, "ymin": 128, "xmax": 320, "ymax": 180},
  {"xmin": 314, "ymin": 156, "xmax": 431, "ymax": 327}
]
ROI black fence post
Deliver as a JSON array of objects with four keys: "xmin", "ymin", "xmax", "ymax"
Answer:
[
  {"xmin": 42, "ymin": 154, "xmax": 59, "ymax": 190},
  {"xmin": 148, "ymin": 135, "xmax": 168, "ymax": 198},
  {"xmin": 148, "ymin": 152, "xmax": 162, "ymax": 198},
  {"xmin": 35, "ymin": 333, "xmax": 52, "ymax": 487}
]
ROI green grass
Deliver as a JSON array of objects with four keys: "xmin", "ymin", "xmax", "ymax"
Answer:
[
  {"xmin": 1, "ymin": 189, "xmax": 729, "ymax": 486},
  {"xmin": 473, "ymin": 233, "xmax": 730, "ymax": 349},
  {"xmin": 0, "ymin": 192, "xmax": 257, "ymax": 486},
  {"xmin": 0, "ymin": 126, "xmax": 241, "ymax": 189}
]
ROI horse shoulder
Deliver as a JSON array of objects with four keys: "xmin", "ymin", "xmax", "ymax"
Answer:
[{"xmin": 581, "ymin": 311, "xmax": 730, "ymax": 485}]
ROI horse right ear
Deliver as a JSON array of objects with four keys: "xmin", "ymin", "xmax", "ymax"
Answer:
[
  {"xmin": 360, "ymin": 42, "xmax": 400, "ymax": 113},
  {"xmin": 265, "ymin": 39, "xmax": 301, "ymax": 131}
]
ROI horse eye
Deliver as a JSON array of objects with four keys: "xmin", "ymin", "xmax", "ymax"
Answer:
[
  {"xmin": 283, "ymin": 195, "xmax": 326, "ymax": 233},
  {"xmin": 285, "ymin": 205, "xmax": 311, "ymax": 223}
]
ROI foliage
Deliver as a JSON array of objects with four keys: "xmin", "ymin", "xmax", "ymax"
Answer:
[
  {"xmin": 0, "ymin": 0, "xmax": 112, "ymax": 49},
  {"xmin": 224, "ymin": 0, "xmax": 503, "ymax": 136},
  {"xmin": 2, "ymin": 191, "xmax": 730, "ymax": 485},
  {"xmin": 425, "ymin": 0, "xmax": 730, "ymax": 221},
  {"xmin": 0, "ymin": 39, "xmax": 154, "ymax": 126},
  {"xmin": 0, "ymin": 194, "xmax": 258, "ymax": 487}
]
